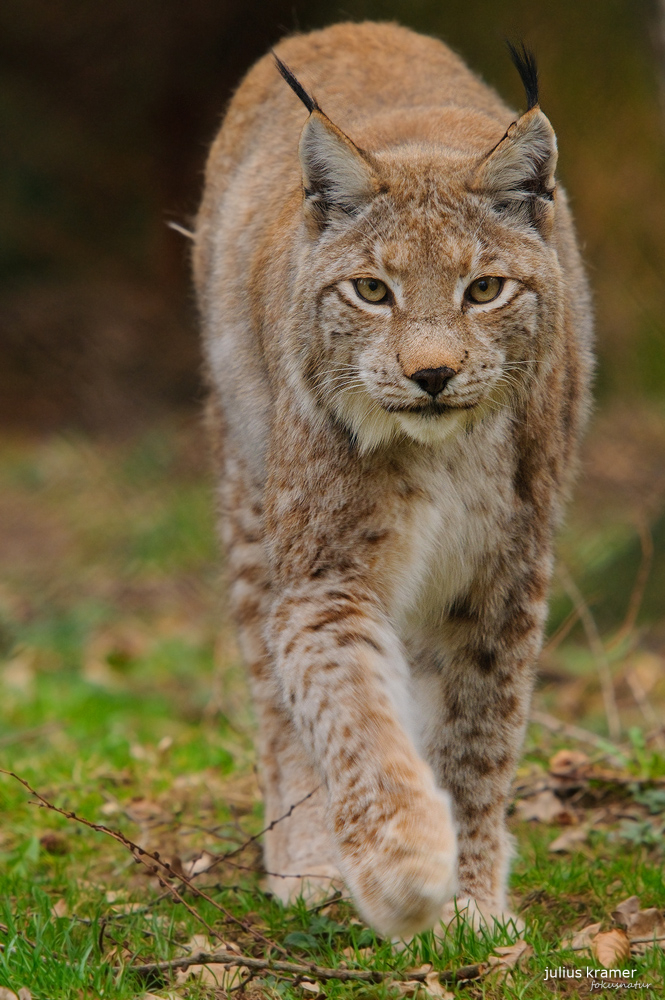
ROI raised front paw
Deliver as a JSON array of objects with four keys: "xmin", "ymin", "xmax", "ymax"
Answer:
[
  {"xmin": 334, "ymin": 786, "xmax": 458, "ymax": 939},
  {"xmin": 437, "ymin": 896, "xmax": 525, "ymax": 938}
]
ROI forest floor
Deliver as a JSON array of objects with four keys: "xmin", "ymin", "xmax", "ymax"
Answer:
[{"xmin": 1, "ymin": 407, "xmax": 664, "ymax": 1000}]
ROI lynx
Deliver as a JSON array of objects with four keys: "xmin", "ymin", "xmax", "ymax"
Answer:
[{"xmin": 193, "ymin": 22, "xmax": 593, "ymax": 939}]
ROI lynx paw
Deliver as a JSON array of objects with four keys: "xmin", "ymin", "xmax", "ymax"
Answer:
[
  {"xmin": 436, "ymin": 896, "xmax": 525, "ymax": 938},
  {"xmin": 337, "ymin": 787, "xmax": 457, "ymax": 939}
]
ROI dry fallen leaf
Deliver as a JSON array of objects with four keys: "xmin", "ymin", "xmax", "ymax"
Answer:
[
  {"xmin": 393, "ymin": 981, "xmax": 431, "ymax": 998},
  {"xmin": 300, "ymin": 981, "xmax": 324, "ymax": 995},
  {"xmin": 487, "ymin": 939, "xmax": 533, "ymax": 982},
  {"xmin": 341, "ymin": 945, "xmax": 373, "ymax": 962},
  {"xmin": 422, "ymin": 971, "xmax": 454, "ymax": 998},
  {"xmin": 592, "ymin": 928, "xmax": 631, "ymax": 967},
  {"xmin": 514, "ymin": 789, "xmax": 574, "ymax": 823},
  {"xmin": 549, "ymin": 749, "xmax": 590, "ymax": 775},
  {"xmin": 561, "ymin": 921, "xmax": 602, "ymax": 951},
  {"xmin": 612, "ymin": 896, "xmax": 665, "ymax": 940},
  {"xmin": 176, "ymin": 962, "xmax": 245, "ymax": 989},
  {"xmin": 548, "ymin": 826, "xmax": 589, "ymax": 853},
  {"xmin": 51, "ymin": 898, "xmax": 68, "ymax": 918}
]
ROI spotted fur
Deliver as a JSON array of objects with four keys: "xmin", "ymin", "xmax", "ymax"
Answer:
[{"xmin": 194, "ymin": 22, "xmax": 593, "ymax": 939}]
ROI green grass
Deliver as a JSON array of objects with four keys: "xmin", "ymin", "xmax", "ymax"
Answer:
[{"xmin": 1, "ymin": 423, "xmax": 664, "ymax": 998}]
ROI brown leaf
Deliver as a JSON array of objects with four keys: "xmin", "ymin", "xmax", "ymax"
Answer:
[
  {"xmin": 176, "ymin": 962, "xmax": 245, "ymax": 989},
  {"xmin": 51, "ymin": 898, "xmax": 68, "ymax": 918},
  {"xmin": 39, "ymin": 832, "xmax": 69, "ymax": 855},
  {"xmin": 487, "ymin": 939, "xmax": 533, "ymax": 981},
  {"xmin": 549, "ymin": 749, "xmax": 590, "ymax": 775},
  {"xmin": 548, "ymin": 826, "xmax": 589, "ymax": 853},
  {"xmin": 393, "ymin": 972, "xmax": 453, "ymax": 998},
  {"xmin": 611, "ymin": 896, "xmax": 640, "ymax": 926},
  {"xmin": 561, "ymin": 921, "xmax": 602, "ymax": 951},
  {"xmin": 514, "ymin": 789, "xmax": 574, "ymax": 823},
  {"xmin": 342, "ymin": 945, "xmax": 373, "ymax": 962},
  {"xmin": 592, "ymin": 928, "xmax": 631, "ymax": 967},
  {"xmin": 423, "ymin": 971, "xmax": 454, "ymax": 998},
  {"xmin": 392, "ymin": 982, "xmax": 430, "ymax": 998},
  {"xmin": 300, "ymin": 982, "xmax": 324, "ymax": 995},
  {"xmin": 612, "ymin": 896, "xmax": 665, "ymax": 940}
]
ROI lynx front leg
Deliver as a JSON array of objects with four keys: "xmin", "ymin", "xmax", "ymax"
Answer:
[
  {"xmin": 270, "ymin": 582, "xmax": 458, "ymax": 939},
  {"xmin": 222, "ymin": 463, "xmax": 340, "ymax": 903}
]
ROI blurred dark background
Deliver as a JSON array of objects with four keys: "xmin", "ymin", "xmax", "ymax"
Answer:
[{"xmin": 1, "ymin": 0, "xmax": 664, "ymax": 434}]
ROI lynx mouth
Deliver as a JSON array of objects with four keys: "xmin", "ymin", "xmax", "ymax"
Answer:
[{"xmin": 381, "ymin": 400, "xmax": 476, "ymax": 416}]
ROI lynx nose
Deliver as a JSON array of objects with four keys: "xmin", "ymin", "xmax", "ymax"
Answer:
[{"xmin": 409, "ymin": 366, "xmax": 456, "ymax": 397}]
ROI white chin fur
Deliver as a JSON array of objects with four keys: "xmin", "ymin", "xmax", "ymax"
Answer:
[
  {"xmin": 333, "ymin": 389, "xmax": 466, "ymax": 452},
  {"xmin": 395, "ymin": 409, "xmax": 465, "ymax": 445}
]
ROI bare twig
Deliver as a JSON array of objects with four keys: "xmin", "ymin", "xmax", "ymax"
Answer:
[
  {"xmin": 530, "ymin": 710, "xmax": 626, "ymax": 760},
  {"xmin": 625, "ymin": 671, "xmax": 665, "ymax": 750},
  {"xmin": 557, "ymin": 565, "xmax": 621, "ymax": 740},
  {"xmin": 542, "ymin": 606, "xmax": 583, "ymax": 655},
  {"xmin": 1, "ymin": 769, "xmax": 289, "ymax": 959},
  {"xmin": 608, "ymin": 519, "xmax": 654, "ymax": 651},
  {"xmin": 126, "ymin": 949, "xmax": 484, "ymax": 985}
]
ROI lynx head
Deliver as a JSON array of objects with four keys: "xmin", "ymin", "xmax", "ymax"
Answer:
[{"xmin": 275, "ymin": 46, "xmax": 561, "ymax": 452}]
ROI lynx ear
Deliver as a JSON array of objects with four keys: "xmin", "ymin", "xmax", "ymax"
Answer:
[
  {"xmin": 274, "ymin": 53, "xmax": 378, "ymax": 226},
  {"xmin": 472, "ymin": 44, "xmax": 557, "ymax": 231},
  {"xmin": 474, "ymin": 108, "xmax": 557, "ymax": 204},
  {"xmin": 299, "ymin": 111, "xmax": 377, "ymax": 218}
]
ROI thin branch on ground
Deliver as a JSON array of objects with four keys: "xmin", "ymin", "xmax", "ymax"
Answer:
[
  {"xmin": 126, "ymin": 949, "xmax": 484, "ymax": 986},
  {"xmin": 1, "ymin": 769, "xmax": 289, "ymax": 960},
  {"xmin": 557, "ymin": 564, "xmax": 621, "ymax": 740},
  {"xmin": 569, "ymin": 935, "xmax": 665, "ymax": 952}
]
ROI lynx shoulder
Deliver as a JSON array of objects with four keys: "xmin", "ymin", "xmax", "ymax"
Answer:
[{"xmin": 194, "ymin": 22, "xmax": 593, "ymax": 938}]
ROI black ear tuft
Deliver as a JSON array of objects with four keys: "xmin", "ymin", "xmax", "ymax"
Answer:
[
  {"xmin": 506, "ymin": 41, "xmax": 539, "ymax": 111},
  {"xmin": 272, "ymin": 52, "xmax": 320, "ymax": 114}
]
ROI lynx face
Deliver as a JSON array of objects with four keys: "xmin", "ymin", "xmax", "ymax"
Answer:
[{"xmin": 295, "ymin": 137, "xmax": 560, "ymax": 451}]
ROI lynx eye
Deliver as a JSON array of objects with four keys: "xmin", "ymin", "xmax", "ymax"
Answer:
[
  {"xmin": 354, "ymin": 277, "xmax": 389, "ymax": 303},
  {"xmin": 466, "ymin": 276, "xmax": 503, "ymax": 304}
]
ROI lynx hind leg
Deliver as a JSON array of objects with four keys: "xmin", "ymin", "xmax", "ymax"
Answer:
[
  {"xmin": 258, "ymin": 713, "xmax": 343, "ymax": 904},
  {"xmin": 221, "ymin": 459, "xmax": 341, "ymax": 904}
]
